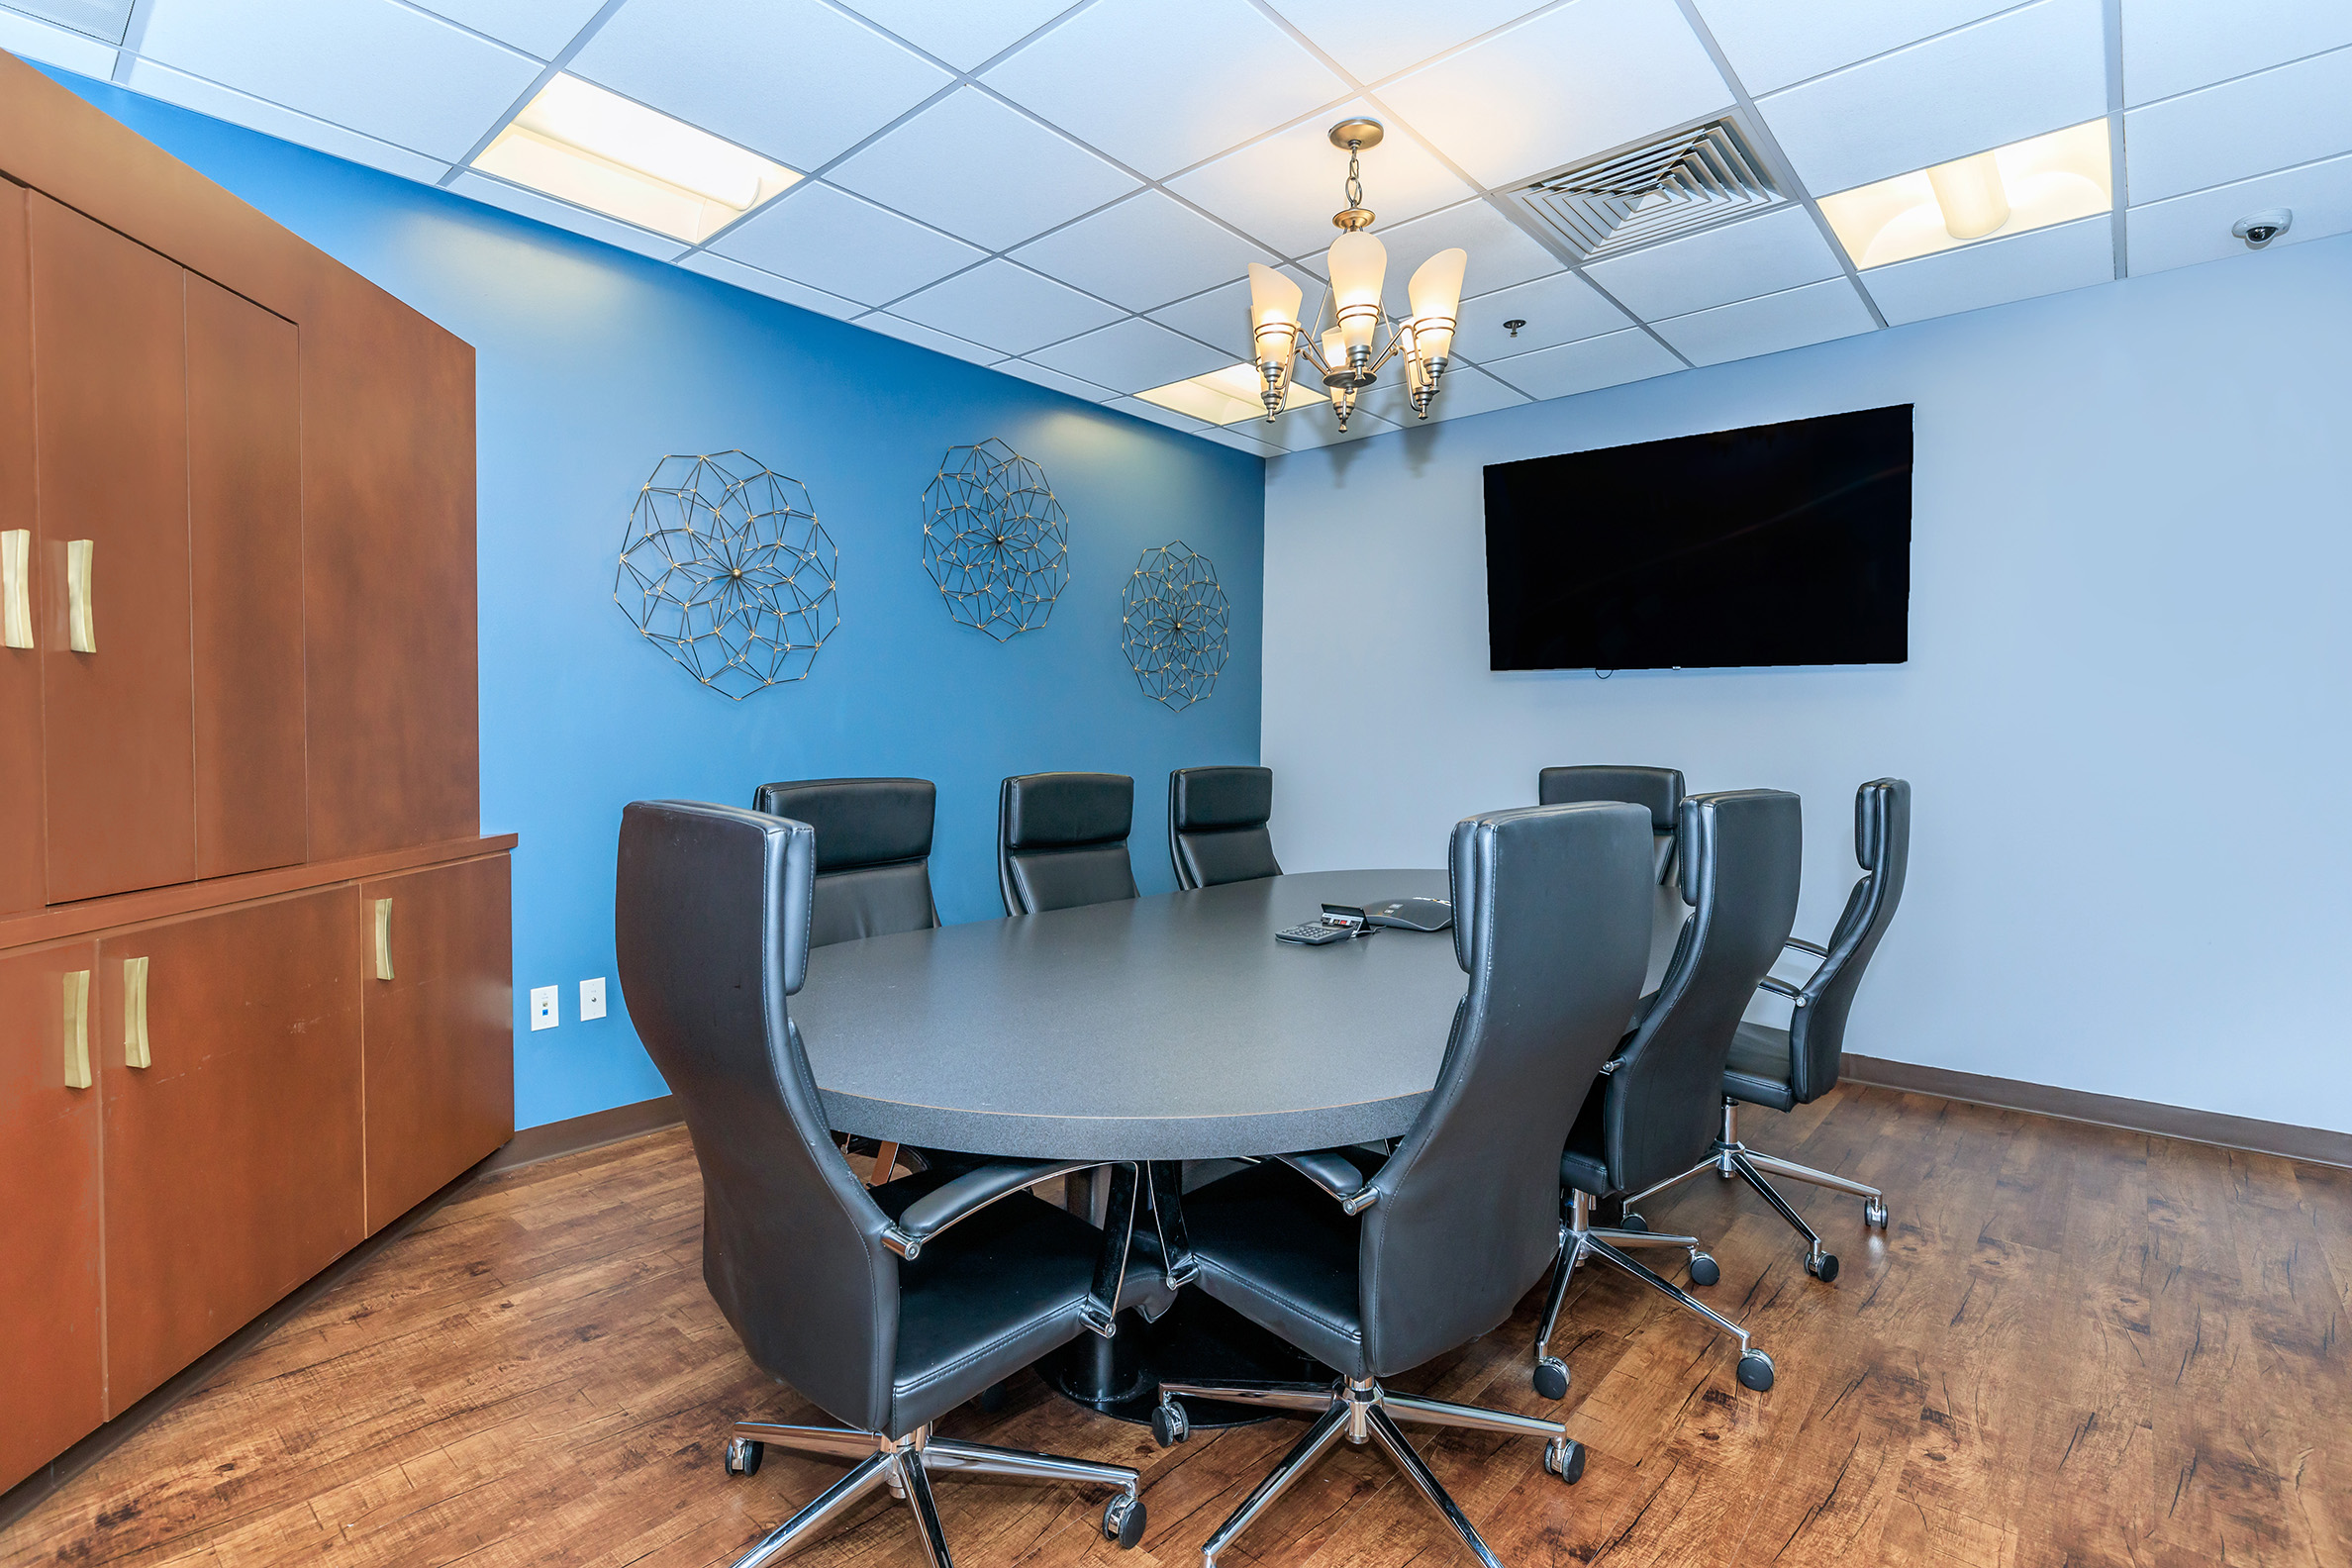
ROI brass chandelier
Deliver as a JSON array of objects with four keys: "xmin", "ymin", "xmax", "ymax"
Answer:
[{"xmin": 1244, "ymin": 119, "xmax": 1468, "ymax": 434}]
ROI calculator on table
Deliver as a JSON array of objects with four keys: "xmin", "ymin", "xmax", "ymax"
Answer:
[{"xmin": 1276, "ymin": 904, "xmax": 1377, "ymax": 945}]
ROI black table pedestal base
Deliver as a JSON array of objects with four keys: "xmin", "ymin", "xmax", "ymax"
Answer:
[{"xmin": 1040, "ymin": 1291, "xmax": 1333, "ymax": 1429}]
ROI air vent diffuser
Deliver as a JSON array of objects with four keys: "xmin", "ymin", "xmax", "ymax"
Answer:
[{"xmin": 1509, "ymin": 119, "xmax": 1784, "ymax": 263}]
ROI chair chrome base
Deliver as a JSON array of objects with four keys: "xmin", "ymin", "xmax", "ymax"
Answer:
[
  {"xmin": 1618, "ymin": 1101, "xmax": 1889, "ymax": 1283},
  {"xmin": 720, "ymin": 1419, "xmax": 1144, "ymax": 1568},
  {"xmin": 1152, "ymin": 1375, "xmax": 1580, "ymax": 1568},
  {"xmin": 1533, "ymin": 1190, "xmax": 1775, "ymax": 1393}
]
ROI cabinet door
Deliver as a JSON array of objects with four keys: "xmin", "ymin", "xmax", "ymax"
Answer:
[
  {"xmin": 187, "ymin": 273, "xmax": 306, "ymax": 880},
  {"xmin": 0, "ymin": 940, "xmax": 103, "ymax": 1493},
  {"xmin": 361, "ymin": 855, "xmax": 512, "ymax": 1230},
  {"xmin": 30, "ymin": 193, "xmax": 195, "ymax": 904},
  {"xmin": 0, "ymin": 187, "xmax": 43, "ymax": 917},
  {"xmin": 99, "ymin": 887, "xmax": 363, "ymax": 1412}
]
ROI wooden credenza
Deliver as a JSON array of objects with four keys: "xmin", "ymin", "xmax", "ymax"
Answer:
[{"xmin": 0, "ymin": 52, "xmax": 512, "ymax": 1495}]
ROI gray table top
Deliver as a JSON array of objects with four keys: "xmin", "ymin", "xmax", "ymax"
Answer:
[{"xmin": 793, "ymin": 869, "xmax": 1461, "ymax": 1160}]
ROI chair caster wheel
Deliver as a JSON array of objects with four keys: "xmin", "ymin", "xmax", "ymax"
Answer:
[
  {"xmin": 1532, "ymin": 1357, "xmax": 1570, "ymax": 1401},
  {"xmin": 1864, "ymin": 1198, "xmax": 1889, "ymax": 1228},
  {"xmin": 1618, "ymin": 1212, "xmax": 1648, "ymax": 1233},
  {"xmin": 1541, "ymin": 1436, "xmax": 1585, "ymax": 1484},
  {"xmin": 1150, "ymin": 1398, "xmax": 1189, "ymax": 1448},
  {"xmin": 724, "ymin": 1437, "xmax": 764, "ymax": 1477},
  {"xmin": 1805, "ymin": 1251, "xmax": 1839, "ymax": 1283},
  {"xmin": 1736, "ymin": 1349, "xmax": 1775, "ymax": 1392},
  {"xmin": 1103, "ymin": 1493, "xmax": 1145, "ymax": 1548},
  {"xmin": 977, "ymin": 1381, "xmax": 1008, "ymax": 1414},
  {"xmin": 1687, "ymin": 1251, "xmax": 1720, "ymax": 1287}
]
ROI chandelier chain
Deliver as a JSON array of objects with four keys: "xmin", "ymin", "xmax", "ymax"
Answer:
[{"xmin": 1343, "ymin": 145, "xmax": 1364, "ymax": 211}]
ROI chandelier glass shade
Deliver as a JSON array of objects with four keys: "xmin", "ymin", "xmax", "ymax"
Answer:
[{"xmin": 1245, "ymin": 121, "xmax": 1468, "ymax": 433}]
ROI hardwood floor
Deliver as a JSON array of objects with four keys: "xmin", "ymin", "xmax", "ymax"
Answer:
[{"xmin": 5, "ymin": 1082, "xmax": 2346, "ymax": 1568}]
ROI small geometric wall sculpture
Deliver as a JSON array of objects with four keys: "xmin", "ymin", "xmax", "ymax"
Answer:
[
  {"xmin": 1121, "ymin": 541, "xmax": 1230, "ymax": 711},
  {"xmin": 922, "ymin": 439, "xmax": 1070, "ymax": 640},
  {"xmin": 616, "ymin": 451, "xmax": 840, "ymax": 700}
]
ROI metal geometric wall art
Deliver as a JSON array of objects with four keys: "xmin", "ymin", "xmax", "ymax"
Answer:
[
  {"xmin": 922, "ymin": 439, "xmax": 1070, "ymax": 640},
  {"xmin": 616, "ymin": 451, "xmax": 840, "ymax": 701},
  {"xmin": 1121, "ymin": 541, "xmax": 1230, "ymax": 712}
]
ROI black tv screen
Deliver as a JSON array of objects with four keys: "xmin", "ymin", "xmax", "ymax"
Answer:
[{"xmin": 1483, "ymin": 405, "xmax": 1912, "ymax": 671}]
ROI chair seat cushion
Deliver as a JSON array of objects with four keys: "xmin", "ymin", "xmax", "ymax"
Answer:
[
  {"xmin": 875, "ymin": 1171, "xmax": 1172, "ymax": 1434},
  {"xmin": 1722, "ymin": 1020, "xmax": 1798, "ymax": 1113},
  {"xmin": 1181, "ymin": 1160, "xmax": 1371, "ymax": 1378}
]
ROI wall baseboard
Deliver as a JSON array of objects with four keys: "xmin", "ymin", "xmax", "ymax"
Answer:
[
  {"xmin": 1841, "ymin": 1053, "xmax": 2351, "ymax": 1170},
  {"xmin": 482, "ymin": 1095, "xmax": 682, "ymax": 1174}
]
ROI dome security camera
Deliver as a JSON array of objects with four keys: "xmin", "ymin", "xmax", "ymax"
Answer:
[{"xmin": 2231, "ymin": 209, "xmax": 2293, "ymax": 248}]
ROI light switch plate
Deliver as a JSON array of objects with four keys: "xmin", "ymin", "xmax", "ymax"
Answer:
[
  {"xmin": 580, "ymin": 976, "xmax": 607, "ymax": 1021},
  {"xmin": 530, "ymin": 985, "xmax": 559, "ymax": 1030}
]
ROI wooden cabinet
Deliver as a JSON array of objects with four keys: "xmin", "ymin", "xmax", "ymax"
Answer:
[
  {"xmin": 0, "ymin": 941, "xmax": 104, "ymax": 1495},
  {"xmin": 361, "ymin": 856, "xmax": 514, "ymax": 1231},
  {"xmin": 0, "ymin": 187, "xmax": 42, "ymax": 919}
]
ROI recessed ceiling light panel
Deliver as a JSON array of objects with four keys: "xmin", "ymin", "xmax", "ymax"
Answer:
[
  {"xmin": 4, "ymin": 0, "xmax": 133, "ymax": 44},
  {"xmin": 1138, "ymin": 364, "xmax": 1323, "ymax": 426},
  {"xmin": 472, "ymin": 74, "xmax": 800, "ymax": 244},
  {"xmin": 1819, "ymin": 120, "xmax": 2112, "ymax": 270}
]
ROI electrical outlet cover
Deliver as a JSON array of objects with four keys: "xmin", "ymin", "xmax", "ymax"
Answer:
[
  {"xmin": 580, "ymin": 976, "xmax": 607, "ymax": 1021},
  {"xmin": 531, "ymin": 984, "xmax": 559, "ymax": 1030}
]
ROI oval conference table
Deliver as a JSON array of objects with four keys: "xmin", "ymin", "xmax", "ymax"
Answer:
[{"xmin": 792, "ymin": 869, "xmax": 1463, "ymax": 1421}]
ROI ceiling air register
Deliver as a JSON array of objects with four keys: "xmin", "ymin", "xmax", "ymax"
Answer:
[{"xmin": 1508, "ymin": 118, "xmax": 1785, "ymax": 263}]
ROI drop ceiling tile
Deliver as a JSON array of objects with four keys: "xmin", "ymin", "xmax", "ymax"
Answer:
[
  {"xmin": 1758, "ymin": 0, "xmax": 2107, "ymax": 196},
  {"xmin": 678, "ymin": 251, "xmax": 866, "ymax": 320},
  {"xmin": 414, "ymin": 0, "xmax": 605, "ymax": 58},
  {"xmin": 855, "ymin": 311, "xmax": 1008, "ymax": 366},
  {"xmin": 0, "ymin": 9, "xmax": 119, "ymax": 75},
  {"xmin": 711, "ymin": 182, "xmax": 986, "ymax": 306},
  {"xmin": 1450, "ymin": 271, "xmax": 1631, "ymax": 361},
  {"xmin": 137, "ymin": 0, "xmax": 540, "ymax": 161},
  {"xmin": 1261, "ymin": 0, "xmax": 1543, "ymax": 92},
  {"xmin": 2125, "ymin": 49, "xmax": 2352, "ymax": 205},
  {"xmin": 1011, "ymin": 189, "xmax": 1278, "ymax": 313},
  {"xmin": 1168, "ymin": 99, "xmax": 1475, "ymax": 259},
  {"xmin": 993, "ymin": 357, "xmax": 1123, "ymax": 402},
  {"xmin": 1145, "ymin": 264, "xmax": 1323, "ymax": 361},
  {"xmin": 1372, "ymin": 0, "xmax": 1732, "ymax": 189},
  {"xmin": 2125, "ymin": 152, "xmax": 2352, "ymax": 275},
  {"xmin": 1651, "ymin": 277, "xmax": 1876, "ymax": 364},
  {"xmin": 1859, "ymin": 212, "xmax": 2112, "ymax": 324},
  {"xmin": 889, "ymin": 259, "xmax": 1124, "ymax": 355},
  {"xmin": 1359, "ymin": 363, "xmax": 1529, "ymax": 426},
  {"xmin": 842, "ymin": 0, "xmax": 1076, "ymax": 70},
  {"xmin": 1481, "ymin": 328, "xmax": 1684, "ymax": 400},
  {"xmin": 2122, "ymin": 0, "xmax": 2352, "ymax": 106},
  {"xmin": 980, "ymin": 0, "xmax": 1350, "ymax": 178},
  {"xmin": 570, "ymin": 0, "xmax": 953, "ymax": 172},
  {"xmin": 448, "ymin": 170, "xmax": 690, "ymax": 259},
  {"xmin": 827, "ymin": 89, "xmax": 1138, "ymax": 251},
  {"xmin": 1330, "ymin": 199, "xmax": 1566, "ymax": 311},
  {"xmin": 1195, "ymin": 425, "xmax": 1286, "ymax": 457},
  {"xmin": 1105, "ymin": 396, "xmax": 1215, "ymax": 435},
  {"xmin": 1583, "ymin": 205, "xmax": 1842, "ymax": 320},
  {"xmin": 120, "ymin": 57, "xmax": 450, "ymax": 181},
  {"xmin": 1274, "ymin": 407, "xmax": 1400, "ymax": 447},
  {"xmin": 1027, "ymin": 317, "xmax": 1229, "ymax": 393},
  {"xmin": 1689, "ymin": 0, "xmax": 2018, "ymax": 96}
]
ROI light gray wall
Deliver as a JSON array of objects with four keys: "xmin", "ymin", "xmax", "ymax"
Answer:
[{"xmin": 1261, "ymin": 236, "xmax": 2352, "ymax": 1135}]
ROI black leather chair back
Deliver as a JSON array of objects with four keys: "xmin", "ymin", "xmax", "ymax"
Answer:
[
  {"xmin": 1356, "ymin": 802, "xmax": 1652, "ymax": 1376},
  {"xmin": 1168, "ymin": 766, "xmax": 1282, "ymax": 890},
  {"xmin": 1787, "ymin": 779, "xmax": 1910, "ymax": 1102},
  {"xmin": 1538, "ymin": 765, "xmax": 1684, "ymax": 882},
  {"xmin": 616, "ymin": 801, "xmax": 902, "ymax": 1434},
  {"xmin": 753, "ymin": 777, "xmax": 939, "ymax": 946},
  {"xmin": 1604, "ymin": 790, "xmax": 1802, "ymax": 1196},
  {"xmin": 998, "ymin": 773, "xmax": 1139, "ymax": 915}
]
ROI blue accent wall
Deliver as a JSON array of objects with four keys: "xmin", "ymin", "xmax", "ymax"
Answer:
[{"xmin": 47, "ymin": 71, "xmax": 1266, "ymax": 1130}]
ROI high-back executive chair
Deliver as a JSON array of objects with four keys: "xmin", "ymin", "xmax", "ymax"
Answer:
[
  {"xmin": 1539, "ymin": 765, "xmax": 1686, "ymax": 992},
  {"xmin": 1148, "ymin": 802, "xmax": 1655, "ymax": 1568},
  {"xmin": 998, "ymin": 772, "xmax": 1139, "ymax": 915},
  {"xmin": 1167, "ymin": 766, "xmax": 1282, "ymax": 889},
  {"xmin": 617, "ymin": 801, "xmax": 1172, "ymax": 1568},
  {"xmin": 752, "ymin": 777, "xmax": 939, "ymax": 946},
  {"xmin": 1534, "ymin": 789, "xmax": 1803, "ymax": 1397}
]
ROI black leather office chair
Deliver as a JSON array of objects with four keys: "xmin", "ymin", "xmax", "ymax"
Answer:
[
  {"xmin": 1167, "ymin": 766, "xmax": 1282, "ymax": 889},
  {"xmin": 1534, "ymin": 789, "xmax": 1802, "ymax": 1397},
  {"xmin": 1147, "ymin": 801, "xmax": 1655, "ymax": 1568},
  {"xmin": 1538, "ymin": 765, "xmax": 1683, "ymax": 882},
  {"xmin": 752, "ymin": 777, "xmax": 939, "ymax": 946},
  {"xmin": 998, "ymin": 772, "xmax": 1139, "ymax": 915},
  {"xmin": 1694, "ymin": 778, "xmax": 1911, "ymax": 1274},
  {"xmin": 616, "ymin": 801, "xmax": 1172, "ymax": 1568}
]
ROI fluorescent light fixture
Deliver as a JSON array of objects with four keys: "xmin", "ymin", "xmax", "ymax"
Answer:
[
  {"xmin": 1137, "ymin": 364, "xmax": 1324, "ymax": 426},
  {"xmin": 1818, "ymin": 121, "xmax": 2111, "ymax": 270},
  {"xmin": 472, "ymin": 74, "xmax": 799, "ymax": 244}
]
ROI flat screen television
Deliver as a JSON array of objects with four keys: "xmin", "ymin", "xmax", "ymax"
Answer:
[{"xmin": 1483, "ymin": 404, "xmax": 1912, "ymax": 671}]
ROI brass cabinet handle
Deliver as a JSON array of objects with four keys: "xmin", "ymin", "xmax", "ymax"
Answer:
[
  {"xmin": 61, "ymin": 969, "xmax": 91, "ymax": 1090},
  {"xmin": 123, "ymin": 955, "xmax": 151, "ymax": 1069},
  {"xmin": 66, "ymin": 538, "xmax": 94, "ymax": 653},
  {"xmin": 1, "ymin": 529, "xmax": 28, "ymax": 648},
  {"xmin": 373, "ymin": 898, "xmax": 394, "ymax": 981}
]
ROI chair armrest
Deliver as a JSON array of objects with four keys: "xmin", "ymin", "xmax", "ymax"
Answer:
[
  {"xmin": 1756, "ymin": 975, "xmax": 1807, "ymax": 1003},
  {"xmin": 1783, "ymin": 935, "xmax": 1828, "ymax": 958},
  {"xmin": 883, "ymin": 1159, "xmax": 1102, "ymax": 1259},
  {"xmin": 1275, "ymin": 1150, "xmax": 1380, "ymax": 1216}
]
